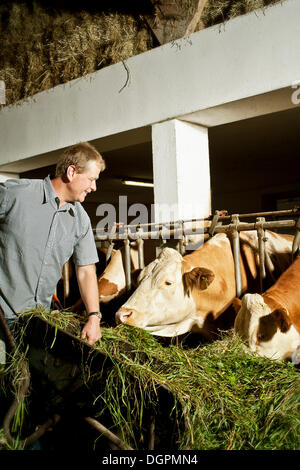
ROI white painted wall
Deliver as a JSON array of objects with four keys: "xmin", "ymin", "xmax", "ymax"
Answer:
[
  {"xmin": 0, "ymin": 0, "xmax": 300, "ymax": 168},
  {"xmin": 152, "ymin": 120, "xmax": 211, "ymax": 222}
]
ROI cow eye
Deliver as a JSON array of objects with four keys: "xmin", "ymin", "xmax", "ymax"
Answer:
[
  {"xmin": 164, "ymin": 281, "xmax": 172, "ymax": 286},
  {"xmin": 257, "ymin": 333, "xmax": 265, "ymax": 342}
]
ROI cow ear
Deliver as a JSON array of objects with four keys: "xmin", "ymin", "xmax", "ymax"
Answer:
[
  {"xmin": 272, "ymin": 309, "xmax": 291, "ymax": 333},
  {"xmin": 183, "ymin": 267, "xmax": 215, "ymax": 294},
  {"xmin": 232, "ymin": 297, "xmax": 242, "ymax": 314}
]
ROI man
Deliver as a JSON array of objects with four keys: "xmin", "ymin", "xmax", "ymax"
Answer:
[{"xmin": 0, "ymin": 141, "xmax": 105, "ymax": 353}]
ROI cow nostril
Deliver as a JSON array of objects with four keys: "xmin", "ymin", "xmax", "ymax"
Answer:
[
  {"xmin": 116, "ymin": 309, "xmax": 134, "ymax": 324},
  {"xmin": 123, "ymin": 311, "xmax": 133, "ymax": 318}
]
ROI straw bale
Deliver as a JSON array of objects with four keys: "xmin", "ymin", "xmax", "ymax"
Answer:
[
  {"xmin": 0, "ymin": 1, "xmax": 153, "ymax": 107},
  {"xmin": 0, "ymin": 0, "xmax": 285, "ymax": 107},
  {"xmin": 200, "ymin": 0, "xmax": 284, "ymax": 29}
]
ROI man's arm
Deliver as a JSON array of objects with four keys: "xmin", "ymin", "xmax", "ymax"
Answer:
[{"xmin": 75, "ymin": 264, "xmax": 102, "ymax": 345}]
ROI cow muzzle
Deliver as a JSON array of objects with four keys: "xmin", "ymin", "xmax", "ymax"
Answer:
[{"xmin": 115, "ymin": 307, "xmax": 140, "ymax": 326}]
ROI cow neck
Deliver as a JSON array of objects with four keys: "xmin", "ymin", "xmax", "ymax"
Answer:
[{"xmin": 263, "ymin": 256, "xmax": 300, "ymax": 330}]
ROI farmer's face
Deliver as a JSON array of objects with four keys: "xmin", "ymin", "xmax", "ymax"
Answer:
[{"xmin": 69, "ymin": 160, "xmax": 101, "ymax": 203}]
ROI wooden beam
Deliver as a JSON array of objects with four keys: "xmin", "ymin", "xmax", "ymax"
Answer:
[
  {"xmin": 144, "ymin": 0, "xmax": 206, "ymax": 45},
  {"xmin": 185, "ymin": 0, "xmax": 208, "ymax": 36}
]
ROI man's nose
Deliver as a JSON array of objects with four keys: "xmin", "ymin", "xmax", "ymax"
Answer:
[{"xmin": 91, "ymin": 180, "xmax": 97, "ymax": 191}]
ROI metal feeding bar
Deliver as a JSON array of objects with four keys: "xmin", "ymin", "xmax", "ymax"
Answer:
[
  {"xmin": 93, "ymin": 208, "xmax": 300, "ymax": 241},
  {"xmin": 218, "ymin": 218, "xmax": 297, "ymax": 233},
  {"xmin": 124, "ymin": 237, "xmax": 131, "ymax": 291},
  {"xmin": 95, "ymin": 221, "xmax": 203, "ymax": 241},
  {"xmin": 95, "ymin": 218, "xmax": 297, "ymax": 242},
  {"xmin": 230, "ymin": 215, "xmax": 242, "ymax": 298},
  {"xmin": 256, "ymin": 217, "xmax": 267, "ymax": 293},
  {"xmin": 92, "ymin": 207, "xmax": 300, "ymax": 235},
  {"xmin": 91, "ymin": 209, "xmax": 300, "ymax": 295},
  {"xmin": 208, "ymin": 210, "xmax": 223, "ymax": 237},
  {"xmin": 136, "ymin": 230, "xmax": 145, "ymax": 270},
  {"xmin": 206, "ymin": 207, "xmax": 300, "ymax": 222}
]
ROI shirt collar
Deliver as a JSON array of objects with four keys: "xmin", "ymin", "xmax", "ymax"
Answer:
[
  {"xmin": 43, "ymin": 175, "xmax": 58, "ymax": 204},
  {"xmin": 43, "ymin": 175, "xmax": 76, "ymax": 214}
]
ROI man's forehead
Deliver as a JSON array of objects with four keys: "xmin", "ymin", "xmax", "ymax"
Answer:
[{"xmin": 83, "ymin": 160, "xmax": 101, "ymax": 175}]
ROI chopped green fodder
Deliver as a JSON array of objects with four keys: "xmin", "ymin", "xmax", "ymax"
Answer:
[
  {"xmin": 0, "ymin": 324, "xmax": 30, "ymax": 450},
  {"xmin": 2, "ymin": 306, "xmax": 299, "ymax": 450},
  {"xmin": 0, "ymin": 428, "xmax": 24, "ymax": 450}
]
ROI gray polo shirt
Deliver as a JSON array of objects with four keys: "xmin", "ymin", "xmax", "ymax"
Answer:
[{"xmin": 0, "ymin": 175, "xmax": 99, "ymax": 321}]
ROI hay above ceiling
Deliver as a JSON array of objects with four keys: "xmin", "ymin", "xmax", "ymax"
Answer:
[{"xmin": 0, "ymin": 0, "xmax": 284, "ymax": 107}]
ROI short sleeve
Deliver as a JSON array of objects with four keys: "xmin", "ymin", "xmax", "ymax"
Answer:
[
  {"xmin": 72, "ymin": 222, "xmax": 99, "ymax": 266},
  {"xmin": 0, "ymin": 184, "xmax": 8, "ymax": 220}
]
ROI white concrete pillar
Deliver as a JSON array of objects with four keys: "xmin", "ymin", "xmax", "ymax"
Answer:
[
  {"xmin": 0, "ymin": 172, "xmax": 20, "ymax": 182},
  {"xmin": 151, "ymin": 119, "xmax": 211, "ymax": 223}
]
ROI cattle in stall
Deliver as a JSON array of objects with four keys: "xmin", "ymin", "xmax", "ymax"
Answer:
[
  {"xmin": 233, "ymin": 253, "xmax": 300, "ymax": 361},
  {"xmin": 68, "ymin": 222, "xmax": 210, "ymax": 313},
  {"xmin": 53, "ymin": 247, "xmax": 113, "ymax": 309},
  {"xmin": 70, "ymin": 241, "xmax": 155, "ymax": 314},
  {"xmin": 115, "ymin": 231, "xmax": 293, "ymax": 340}
]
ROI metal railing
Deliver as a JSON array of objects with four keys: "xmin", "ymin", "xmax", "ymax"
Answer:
[{"xmin": 62, "ymin": 208, "xmax": 300, "ymax": 303}]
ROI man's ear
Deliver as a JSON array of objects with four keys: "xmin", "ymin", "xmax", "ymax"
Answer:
[
  {"xmin": 183, "ymin": 267, "xmax": 215, "ymax": 294},
  {"xmin": 272, "ymin": 309, "xmax": 291, "ymax": 333},
  {"xmin": 232, "ymin": 297, "xmax": 242, "ymax": 314},
  {"xmin": 66, "ymin": 165, "xmax": 77, "ymax": 182}
]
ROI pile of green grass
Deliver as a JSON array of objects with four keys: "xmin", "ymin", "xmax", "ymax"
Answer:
[
  {"xmin": 1, "ymin": 306, "xmax": 299, "ymax": 450},
  {"xmin": 97, "ymin": 321, "xmax": 300, "ymax": 450}
]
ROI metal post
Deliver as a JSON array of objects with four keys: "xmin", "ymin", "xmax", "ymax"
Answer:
[
  {"xmin": 175, "ymin": 221, "xmax": 183, "ymax": 254},
  {"xmin": 179, "ymin": 237, "xmax": 186, "ymax": 256},
  {"xmin": 106, "ymin": 241, "xmax": 114, "ymax": 265},
  {"xmin": 124, "ymin": 237, "xmax": 131, "ymax": 291},
  {"xmin": 262, "ymin": 230, "xmax": 276, "ymax": 282},
  {"xmin": 231, "ymin": 214, "xmax": 242, "ymax": 298},
  {"xmin": 157, "ymin": 226, "xmax": 167, "ymax": 256},
  {"xmin": 209, "ymin": 210, "xmax": 221, "ymax": 237},
  {"xmin": 256, "ymin": 217, "xmax": 266, "ymax": 293},
  {"xmin": 137, "ymin": 230, "xmax": 145, "ymax": 270},
  {"xmin": 178, "ymin": 221, "xmax": 186, "ymax": 256}
]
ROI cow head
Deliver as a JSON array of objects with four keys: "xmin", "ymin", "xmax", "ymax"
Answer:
[
  {"xmin": 115, "ymin": 247, "xmax": 215, "ymax": 336},
  {"xmin": 234, "ymin": 293, "xmax": 300, "ymax": 360}
]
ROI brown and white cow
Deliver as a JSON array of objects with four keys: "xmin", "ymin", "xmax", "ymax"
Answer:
[
  {"xmin": 70, "ymin": 242, "xmax": 155, "ymax": 313},
  {"xmin": 234, "ymin": 253, "xmax": 300, "ymax": 361},
  {"xmin": 115, "ymin": 230, "xmax": 293, "ymax": 339}
]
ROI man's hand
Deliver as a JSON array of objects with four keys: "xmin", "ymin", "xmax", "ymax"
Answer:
[
  {"xmin": 75, "ymin": 264, "xmax": 102, "ymax": 345},
  {"xmin": 81, "ymin": 315, "xmax": 102, "ymax": 345}
]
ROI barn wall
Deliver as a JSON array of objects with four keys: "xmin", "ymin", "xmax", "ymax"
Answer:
[
  {"xmin": 19, "ymin": 105, "xmax": 300, "ymax": 224},
  {"xmin": 209, "ymin": 107, "xmax": 300, "ymax": 215}
]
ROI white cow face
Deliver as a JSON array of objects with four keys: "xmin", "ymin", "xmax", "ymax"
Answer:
[
  {"xmin": 234, "ymin": 294, "xmax": 300, "ymax": 360},
  {"xmin": 115, "ymin": 248, "xmax": 214, "ymax": 335}
]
